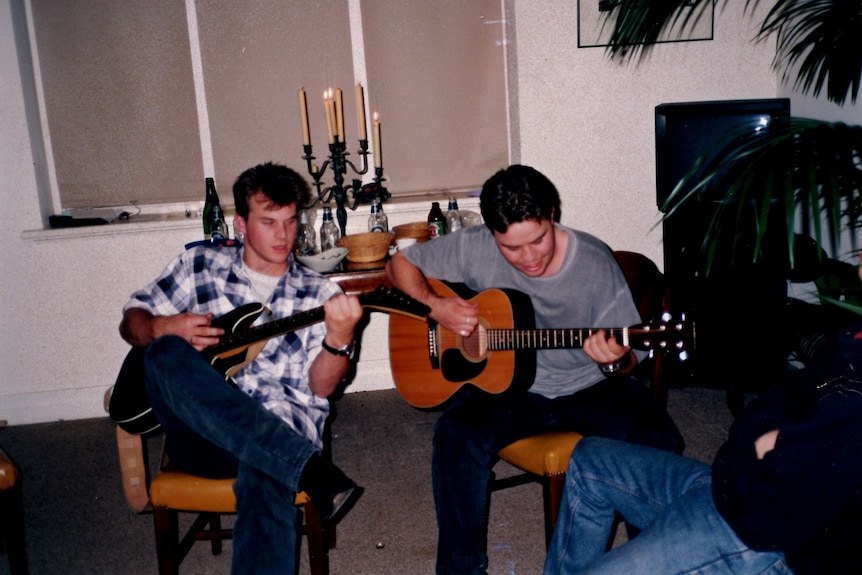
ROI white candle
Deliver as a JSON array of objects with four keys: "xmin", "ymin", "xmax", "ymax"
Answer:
[
  {"xmin": 323, "ymin": 89, "xmax": 336, "ymax": 144},
  {"xmin": 373, "ymin": 112, "xmax": 382, "ymax": 168},
  {"xmin": 355, "ymin": 84, "xmax": 367, "ymax": 141},
  {"xmin": 335, "ymin": 87, "xmax": 345, "ymax": 143},
  {"xmin": 298, "ymin": 88, "xmax": 310, "ymax": 146}
]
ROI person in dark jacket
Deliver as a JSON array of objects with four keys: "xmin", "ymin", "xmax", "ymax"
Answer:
[{"xmin": 544, "ymin": 317, "xmax": 862, "ymax": 574}]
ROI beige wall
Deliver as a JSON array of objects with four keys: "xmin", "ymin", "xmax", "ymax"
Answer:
[{"xmin": 2, "ymin": 0, "xmax": 857, "ymax": 425}]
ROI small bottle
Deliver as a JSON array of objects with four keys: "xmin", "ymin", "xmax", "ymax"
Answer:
[
  {"xmin": 210, "ymin": 205, "xmax": 228, "ymax": 244},
  {"xmin": 445, "ymin": 196, "xmax": 462, "ymax": 233},
  {"xmin": 428, "ymin": 201, "xmax": 446, "ymax": 239},
  {"xmin": 202, "ymin": 177, "xmax": 221, "ymax": 240},
  {"xmin": 368, "ymin": 198, "xmax": 389, "ymax": 233},
  {"xmin": 319, "ymin": 206, "xmax": 341, "ymax": 252},
  {"xmin": 295, "ymin": 209, "xmax": 317, "ymax": 256}
]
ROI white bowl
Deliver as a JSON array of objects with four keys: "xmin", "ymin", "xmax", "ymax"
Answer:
[{"xmin": 296, "ymin": 247, "xmax": 349, "ymax": 273}]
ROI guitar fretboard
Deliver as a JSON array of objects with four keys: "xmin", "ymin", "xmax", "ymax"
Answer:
[
  {"xmin": 210, "ymin": 308, "xmax": 324, "ymax": 355},
  {"xmin": 204, "ymin": 286, "xmax": 429, "ymax": 357},
  {"xmin": 485, "ymin": 327, "xmax": 631, "ymax": 350}
]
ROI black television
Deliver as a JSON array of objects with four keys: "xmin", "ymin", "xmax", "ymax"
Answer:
[
  {"xmin": 654, "ymin": 98, "xmax": 791, "ymax": 398},
  {"xmin": 655, "ymin": 98, "xmax": 790, "ymax": 210}
]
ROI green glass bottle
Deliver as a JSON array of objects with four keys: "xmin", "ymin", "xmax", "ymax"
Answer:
[
  {"xmin": 202, "ymin": 177, "xmax": 221, "ymax": 240},
  {"xmin": 427, "ymin": 201, "xmax": 445, "ymax": 239}
]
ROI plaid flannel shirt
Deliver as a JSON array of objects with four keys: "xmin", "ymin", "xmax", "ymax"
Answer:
[{"xmin": 123, "ymin": 244, "xmax": 342, "ymax": 448}]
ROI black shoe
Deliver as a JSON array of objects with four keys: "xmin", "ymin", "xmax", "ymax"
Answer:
[
  {"xmin": 326, "ymin": 482, "xmax": 364, "ymax": 523},
  {"xmin": 300, "ymin": 454, "xmax": 364, "ymax": 523}
]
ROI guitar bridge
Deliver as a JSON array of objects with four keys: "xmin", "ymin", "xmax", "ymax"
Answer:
[{"xmin": 427, "ymin": 320, "xmax": 440, "ymax": 369}]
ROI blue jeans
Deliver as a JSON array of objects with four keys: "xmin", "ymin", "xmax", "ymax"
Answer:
[
  {"xmin": 544, "ymin": 437, "xmax": 793, "ymax": 575},
  {"xmin": 433, "ymin": 378, "xmax": 683, "ymax": 575},
  {"xmin": 144, "ymin": 335, "xmax": 318, "ymax": 574}
]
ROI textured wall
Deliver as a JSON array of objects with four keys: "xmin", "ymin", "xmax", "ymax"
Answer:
[{"xmin": 2, "ymin": 0, "xmax": 857, "ymax": 424}]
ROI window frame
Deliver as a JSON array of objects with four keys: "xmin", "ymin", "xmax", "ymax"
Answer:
[{"xmin": 24, "ymin": 0, "xmax": 512, "ymax": 226}]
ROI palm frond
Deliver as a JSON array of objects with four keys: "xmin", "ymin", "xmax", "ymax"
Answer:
[
  {"xmin": 750, "ymin": 0, "xmax": 862, "ymax": 105},
  {"xmin": 604, "ymin": 1, "xmax": 862, "ymax": 105},
  {"xmin": 602, "ymin": 0, "xmax": 716, "ymax": 63}
]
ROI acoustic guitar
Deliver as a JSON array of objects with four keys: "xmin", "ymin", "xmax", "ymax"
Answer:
[
  {"xmin": 388, "ymin": 279, "xmax": 690, "ymax": 409},
  {"xmin": 110, "ymin": 285, "xmax": 429, "ymax": 435}
]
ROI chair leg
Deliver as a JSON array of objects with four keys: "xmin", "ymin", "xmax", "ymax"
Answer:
[
  {"xmin": 0, "ymin": 484, "xmax": 29, "ymax": 575},
  {"xmin": 302, "ymin": 500, "xmax": 330, "ymax": 575},
  {"xmin": 543, "ymin": 473, "xmax": 566, "ymax": 547},
  {"xmin": 153, "ymin": 506, "xmax": 180, "ymax": 575},
  {"xmin": 207, "ymin": 513, "xmax": 223, "ymax": 555}
]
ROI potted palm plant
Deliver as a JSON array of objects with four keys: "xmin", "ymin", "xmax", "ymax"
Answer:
[
  {"xmin": 604, "ymin": 0, "xmax": 862, "ymax": 270},
  {"xmin": 599, "ymin": 1, "xmax": 862, "ymax": 405}
]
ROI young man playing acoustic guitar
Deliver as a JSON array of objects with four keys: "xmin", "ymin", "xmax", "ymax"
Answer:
[
  {"xmin": 119, "ymin": 162, "xmax": 365, "ymax": 574},
  {"xmin": 385, "ymin": 164, "xmax": 684, "ymax": 575}
]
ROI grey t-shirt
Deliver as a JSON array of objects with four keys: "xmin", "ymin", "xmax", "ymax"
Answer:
[{"xmin": 401, "ymin": 224, "xmax": 642, "ymax": 398}]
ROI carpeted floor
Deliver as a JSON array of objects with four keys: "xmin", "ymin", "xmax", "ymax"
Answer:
[{"xmin": 0, "ymin": 386, "xmax": 737, "ymax": 575}]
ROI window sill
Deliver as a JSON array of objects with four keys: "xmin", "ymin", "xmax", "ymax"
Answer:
[{"xmin": 22, "ymin": 192, "xmax": 481, "ymax": 242}]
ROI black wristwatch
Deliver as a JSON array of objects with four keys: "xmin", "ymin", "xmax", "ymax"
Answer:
[{"xmin": 321, "ymin": 339, "xmax": 355, "ymax": 360}]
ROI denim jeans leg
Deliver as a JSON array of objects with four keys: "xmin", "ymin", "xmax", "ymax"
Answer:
[
  {"xmin": 232, "ymin": 461, "xmax": 298, "ymax": 575},
  {"xmin": 545, "ymin": 436, "xmax": 711, "ymax": 574},
  {"xmin": 143, "ymin": 335, "xmax": 316, "ymax": 487},
  {"xmin": 581, "ymin": 483, "xmax": 792, "ymax": 575},
  {"xmin": 433, "ymin": 388, "xmax": 555, "ymax": 575}
]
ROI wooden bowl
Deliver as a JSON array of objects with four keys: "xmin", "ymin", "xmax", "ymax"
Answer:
[
  {"xmin": 336, "ymin": 232, "xmax": 392, "ymax": 262},
  {"xmin": 392, "ymin": 221, "xmax": 431, "ymax": 243}
]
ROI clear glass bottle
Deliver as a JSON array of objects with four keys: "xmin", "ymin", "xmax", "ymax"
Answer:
[
  {"xmin": 368, "ymin": 198, "xmax": 389, "ymax": 233},
  {"xmin": 445, "ymin": 196, "xmax": 462, "ymax": 233},
  {"xmin": 295, "ymin": 209, "xmax": 317, "ymax": 256},
  {"xmin": 428, "ymin": 201, "xmax": 446, "ymax": 239},
  {"xmin": 210, "ymin": 205, "xmax": 228, "ymax": 244},
  {"xmin": 202, "ymin": 177, "xmax": 221, "ymax": 240},
  {"xmin": 319, "ymin": 206, "xmax": 341, "ymax": 252}
]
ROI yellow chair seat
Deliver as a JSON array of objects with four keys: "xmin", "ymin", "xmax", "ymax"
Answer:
[
  {"xmin": 150, "ymin": 469, "xmax": 309, "ymax": 513},
  {"xmin": 114, "ymin": 426, "xmax": 330, "ymax": 574},
  {"xmin": 497, "ymin": 431, "xmax": 583, "ymax": 477},
  {"xmin": 1, "ymin": 445, "xmax": 28, "ymax": 575},
  {"xmin": 0, "ymin": 448, "xmax": 18, "ymax": 491}
]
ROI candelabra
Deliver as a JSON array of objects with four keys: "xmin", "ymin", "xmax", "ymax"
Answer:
[
  {"xmin": 298, "ymin": 86, "xmax": 388, "ymax": 236},
  {"xmin": 300, "ymin": 139, "xmax": 387, "ymax": 236}
]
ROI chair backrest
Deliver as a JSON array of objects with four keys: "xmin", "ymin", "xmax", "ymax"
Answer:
[
  {"xmin": 612, "ymin": 250, "xmax": 671, "ymax": 407},
  {"xmin": 613, "ymin": 250, "xmax": 669, "ymax": 323}
]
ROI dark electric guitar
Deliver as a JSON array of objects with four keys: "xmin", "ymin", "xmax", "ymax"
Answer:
[
  {"xmin": 110, "ymin": 285, "xmax": 429, "ymax": 435},
  {"xmin": 388, "ymin": 279, "xmax": 691, "ymax": 409}
]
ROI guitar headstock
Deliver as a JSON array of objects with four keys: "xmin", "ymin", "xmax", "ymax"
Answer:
[
  {"xmin": 359, "ymin": 285, "xmax": 431, "ymax": 320},
  {"xmin": 630, "ymin": 312, "xmax": 693, "ymax": 361}
]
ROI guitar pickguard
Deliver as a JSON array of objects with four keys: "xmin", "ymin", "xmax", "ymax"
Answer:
[{"xmin": 440, "ymin": 349, "xmax": 488, "ymax": 382}]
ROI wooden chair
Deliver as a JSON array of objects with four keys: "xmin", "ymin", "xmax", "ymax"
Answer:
[
  {"xmin": 0, "ymin": 445, "xmax": 28, "ymax": 575},
  {"xmin": 491, "ymin": 250, "xmax": 673, "ymax": 545},
  {"xmin": 114, "ymin": 423, "xmax": 334, "ymax": 575}
]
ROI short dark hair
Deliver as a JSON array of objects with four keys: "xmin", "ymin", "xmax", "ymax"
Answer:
[
  {"xmin": 232, "ymin": 162, "xmax": 311, "ymax": 219},
  {"xmin": 479, "ymin": 165, "xmax": 562, "ymax": 233}
]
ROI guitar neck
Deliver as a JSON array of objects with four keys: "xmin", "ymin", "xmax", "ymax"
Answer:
[
  {"xmin": 209, "ymin": 307, "xmax": 325, "ymax": 355},
  {"xmin": 206, "ymin": 285, "xmax": 430, "ymax": 357},
  {"xmin": 485, "ymin": 327, "xmax": 632, "ymax": 350}
]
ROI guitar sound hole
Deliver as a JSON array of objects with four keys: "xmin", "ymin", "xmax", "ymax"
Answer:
[{"xmin": 461, "ymin": 325, "xmax": 487, "ymax": 360}]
